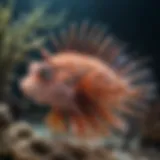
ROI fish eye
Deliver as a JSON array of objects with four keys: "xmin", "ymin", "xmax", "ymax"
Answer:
[{"xmin": 38, "ymin": 67, "xmax": 52, "ymax": 81}]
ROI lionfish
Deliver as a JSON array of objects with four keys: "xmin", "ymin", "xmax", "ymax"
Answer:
[{"xmin": 20, "ymin": 22, "xmax": 156, "ymax": 138}]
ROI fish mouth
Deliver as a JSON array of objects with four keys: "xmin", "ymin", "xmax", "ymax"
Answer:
[{"xmin": 19, "ymin": 78, "xmax": 35, "ymax": 99}]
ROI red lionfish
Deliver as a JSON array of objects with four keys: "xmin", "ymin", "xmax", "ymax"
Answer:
[{"xmin": 20, "ymin": 22, "xmax": 156, "ymax": 138}]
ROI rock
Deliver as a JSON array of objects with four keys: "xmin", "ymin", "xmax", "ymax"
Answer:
[{"xmin": 12, "ymin": 136, "xmax": 53, "ymax": 160}]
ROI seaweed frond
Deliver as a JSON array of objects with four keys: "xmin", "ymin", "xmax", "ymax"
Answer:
[{"xmin": 0, "ymin": 0, "xmax": 67, "ymax": 100}]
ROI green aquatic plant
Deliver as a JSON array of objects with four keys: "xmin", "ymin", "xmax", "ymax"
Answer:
[{"xmin": 0, "ymin": 0, "xmax": 66, "ymax": 100}]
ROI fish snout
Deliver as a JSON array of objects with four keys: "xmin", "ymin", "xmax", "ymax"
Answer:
[{"xmin": 19, "ymin": 77, "xmax": 34, "ymax": 98}]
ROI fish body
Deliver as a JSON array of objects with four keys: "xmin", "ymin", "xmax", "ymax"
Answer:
[{"xmin": 20, "ymin": 22, "xmax": 156, "ymax": 138}]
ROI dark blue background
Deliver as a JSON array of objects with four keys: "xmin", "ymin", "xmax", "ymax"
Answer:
[{"xmin": 1, "ymin": 0, "xmax": 160, "ymax": 92}]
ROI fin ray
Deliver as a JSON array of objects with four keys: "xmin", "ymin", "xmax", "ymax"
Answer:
[{"xmin": 118, "ymin": 58, "xmax": 150, "ymax": 76}]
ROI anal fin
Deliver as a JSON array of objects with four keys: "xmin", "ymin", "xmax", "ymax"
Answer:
[{"xmin": 45, "ymin": 110, "xmax": 67, "ymax": 133}]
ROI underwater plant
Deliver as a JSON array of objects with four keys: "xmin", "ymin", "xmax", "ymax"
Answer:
[
  {"xmin": 0, "ymin": 0, "xmax": 66, "ymax": 102},
  {"xmin": 20, "ymin": 21, "xmax": 156, "ymax": 140}
]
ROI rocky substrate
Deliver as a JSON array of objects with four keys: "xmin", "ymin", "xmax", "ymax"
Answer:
[{"xmin": 0, "ymin": 102, "xmax": 160, "ymax": 160}]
